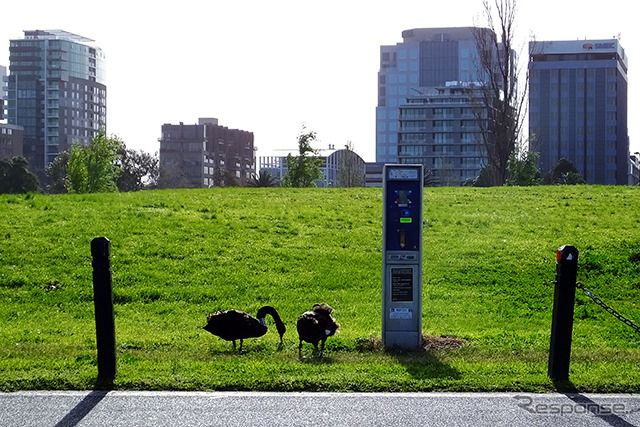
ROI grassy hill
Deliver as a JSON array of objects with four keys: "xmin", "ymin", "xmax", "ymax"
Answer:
[{"xmin": 1, "ymin": 186, "xmax": 639, "ymax": 392}]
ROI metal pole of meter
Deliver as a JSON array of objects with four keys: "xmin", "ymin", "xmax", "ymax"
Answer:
[{"xmin": 382, "ymin": 164, "xmax": 423, "ymax": 349}]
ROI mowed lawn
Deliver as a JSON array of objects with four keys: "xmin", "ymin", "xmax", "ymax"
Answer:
[{"xmin": 1, "ymin": 186, "xmax": 639, "ymax": 392}]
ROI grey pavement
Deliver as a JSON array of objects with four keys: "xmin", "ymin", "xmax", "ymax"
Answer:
[{"xmin": 1, "ymin": 391, "xmax": 639, "ymax": 427}]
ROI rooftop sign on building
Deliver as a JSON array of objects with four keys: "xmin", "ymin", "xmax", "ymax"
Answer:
[{"xmin": 532, "ymin": 39, "xmax": 628, "ymax": 68}]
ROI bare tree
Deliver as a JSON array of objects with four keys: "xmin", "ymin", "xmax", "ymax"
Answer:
[
  {"xmin": 472, "ymin": 0, "xmax": 528, "ymax": 186},
  {"xmin": 337, "ymin": 142, "xmax": 365, "ymax": 187}
]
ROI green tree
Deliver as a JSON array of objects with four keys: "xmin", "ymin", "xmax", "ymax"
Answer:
[
  {"xmin": 49, "ymin": 144, "xmax": 157, "ymax": 193},
  {"xmin": 156, "ymin": 163, "xmax": 191, "ymax": 189},
  {"xmin": 282, "ymin": 127, "xmax": 324, "ymax": 187},
  {"xmin": 66, "ymin": 130, "xmax": 122, "ymax": 193},
  {"xmin": 212, "ymin": 167, "xmax": 239, "ymax": 188},
  {"xmin": 115, "ymin": 146, "xmax": 159, "ymax": 192},
  {"xmin": 0, "ymin": 156, "xmax": 40, "ymax": 194},
  {"xmin": 506, "ymin": 139, "xmax": 541, "ymax": 186},
  {"xmin": 45, "ymin": 151, "xmax": 70, "ymax": 194},
  {"xmin": 543, "ymin": 158, "xmax": 586, "ymax": 185},
  {"xmin": 247, "ymin": 170, "xmax": 278, "ymax": 187},
  {"xmin": 471, "ymin": 164, "xmax": 499, "ymax": 187},
  {"xmin": 66, "ymin": 144, "xmax": 88, "ymax": 192}
]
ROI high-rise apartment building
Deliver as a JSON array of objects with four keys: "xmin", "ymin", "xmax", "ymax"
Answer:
[
  {"xmin": 397, "ymin": 82, "xmax": 486, "ymax": 185},
  {"xmin": 159, "ymin": 118, "xmax": 255, "ymax": 188},
  {"xmin": 529, "ymin": 39, "xmax": 629, "ymax": 184},
  {"xmin": 377, "ymin": 27, "xmax": 491, "ymax": 168},
  {"xmin": 7, "ymin": 30, "xmax": 107, "ymax": 177}
]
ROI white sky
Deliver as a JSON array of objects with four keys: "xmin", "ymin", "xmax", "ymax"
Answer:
[{"xmin": 2, "ymin": 0, "xmax": 637, "ymax": 162}]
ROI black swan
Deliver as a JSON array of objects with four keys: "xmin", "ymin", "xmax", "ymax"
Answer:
[
  {"xmin": 296, "ymin": 303, "xmax": 339, "ymax": 356},
  {"xmin": 203, "ymin": 305, "xmax": 286, "ymax": 350}
]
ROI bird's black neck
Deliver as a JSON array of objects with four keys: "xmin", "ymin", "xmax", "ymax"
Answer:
[{"xmin": 256, "ymin": 306, "xmax": 286, "ymax": 335}]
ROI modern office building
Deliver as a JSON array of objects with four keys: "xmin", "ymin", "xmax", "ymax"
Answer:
[
  {"xmin": 7, "ymin": 30, "xmax": 107, "ymax": 177},
  {"xmin": 376, "ymin": 27, "xmax": 493, "ymax": 167},
  {"xmin": 159, "ymin": 118, "xmax": 255, "ymax": 188},
  {"xmin": 529, "ymin": 39, "xmax": 629, "ymax": 184}
]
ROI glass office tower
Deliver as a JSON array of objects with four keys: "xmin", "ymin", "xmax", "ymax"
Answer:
[
  {"xmin": 529, "ymin": 39, "xmax": 629, "ymax": 184},
  {"xmin": 7, "ymin": 30, "xmax": 107, "ymax": 176},
  {"xmin": 376, "ymin": 27, "xmax": 489, "ymax": 165}
]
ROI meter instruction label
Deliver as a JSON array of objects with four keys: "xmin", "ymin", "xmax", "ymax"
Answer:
[{"xmin": 391, "ymin": 267, "xmax": 413, "ymax": 301}]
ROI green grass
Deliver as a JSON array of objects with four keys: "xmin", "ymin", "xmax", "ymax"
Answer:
[{"xmin": 1, "ymin": 186, "xmax": 640, "ymax": 392}]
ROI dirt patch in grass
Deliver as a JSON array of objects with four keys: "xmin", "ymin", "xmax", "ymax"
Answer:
[
  {"xmin": 357, "ymin": 335, "xmax": 465, "ymax": 352},
  {"xmin": 421, "ymin": 335, "xmax": 465, "ymax": 350}
]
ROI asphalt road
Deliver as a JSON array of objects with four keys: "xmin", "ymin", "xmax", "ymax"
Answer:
[{"xmin": 1, "ymin": 391, "xmax": 639, "ymax": 427}]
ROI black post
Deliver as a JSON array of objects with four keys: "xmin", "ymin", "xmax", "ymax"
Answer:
[
  {"xmin": 91, "ymin": 237, "xmax": 117, "ymax": 379},
  {"xmin": 548, "ymin": 244, "xmax": 579, "ymax": 381}
]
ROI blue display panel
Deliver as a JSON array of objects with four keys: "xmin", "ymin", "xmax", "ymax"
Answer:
[{"xmin": 384, "ymin": 178, "xmax": 422, "ymax": 252}]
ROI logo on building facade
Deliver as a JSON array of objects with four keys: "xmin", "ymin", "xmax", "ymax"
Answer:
[{"xmin": 583, "ymin": 42, "xmax": 616, "ymax": 50}]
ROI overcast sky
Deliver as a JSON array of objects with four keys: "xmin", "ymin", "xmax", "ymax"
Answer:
[{"xmin": 2, "ymin": 0, "xmax": 637, "ymax": 162}]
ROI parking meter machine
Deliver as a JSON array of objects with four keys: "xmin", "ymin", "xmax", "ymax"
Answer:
[{"xmin": 382, "ymin": 164, "xmax": 423, "ymax": 349}]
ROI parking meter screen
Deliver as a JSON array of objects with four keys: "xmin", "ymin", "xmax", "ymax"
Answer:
[{"xmin": 385, "ymin": 180, "xmax": 422, "ymax": 252}]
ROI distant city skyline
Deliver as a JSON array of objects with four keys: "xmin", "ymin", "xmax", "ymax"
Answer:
[{"xmin": 1, "ymin": 0, "xmax": 637, "ymax": 163}]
